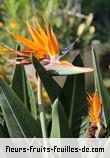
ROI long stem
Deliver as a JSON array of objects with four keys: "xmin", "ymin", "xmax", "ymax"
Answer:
[{"xmin": 37, "ymin": 76, "xmax": 47, "ymax": 138}]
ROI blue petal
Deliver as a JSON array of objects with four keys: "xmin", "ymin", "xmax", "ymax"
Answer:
[
  {"xmin": 62, "ymin": 38, "xmax": 79, "ymax": 54},
  {"xmin": 62, "ymin": 42, "xmax": 74, "ymax": 54}
]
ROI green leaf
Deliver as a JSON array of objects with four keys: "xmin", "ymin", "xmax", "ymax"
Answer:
[
  {"xmin": 27, "ymin": 79, "xmax": 37, "ymax": 120},
  {"xmin": 11, "ymin": 65, "xmax": 30, "ymax": 108},
  {"xmin": 0, "ymin": 123, "xmax": 9, "ymax": 138},
  {"xmin": 92, "ymin": 48, "xmax": 110, "ymax": 127},
  {"xmin": 0, "ymin": 79, "xmax": 42, "ymax": 138},
  {"xmin": 59, "ymin": 55, "xmax": 88, "ymax": 137},
  {"xmin": 50, "ymin": 99, "xmax": 72, "ymax": 138},
  {"xmin": 11, "ymin": 64, "xmax": 37, "ymax": 119},
  {"xmin": 32, "ymin": 56, "xmax": 61, "ymax": 103}
]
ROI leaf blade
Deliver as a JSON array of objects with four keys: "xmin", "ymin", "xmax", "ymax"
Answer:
[
  {"xmin": 92, "ymin": 48, "xmax": 110, "ymax": 127},
  {"xmin": 59, "ymin": 55, "xmax": 89, "ymax": 137},
  {"xmin": 11, "ymin": 64, "xmax": 37, "ymax": 119},
  {"xmin": 0, "ymin": 79, "xmax": 41, "ymax": 138},
  {"xmin": 50, "ymin": 99, "xmax": 72, "ymax": 138},
  {"xmin": 32, "ymin": 56, "xmax": 61, "ymax": 103}
]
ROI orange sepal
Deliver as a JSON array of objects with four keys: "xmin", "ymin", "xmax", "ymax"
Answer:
[
  {"xmin": 11, "ymin": 33, "xmax": 40, "ymax": 51},
  {"xmin": 35, "ymin": 18, "xmax": 47, "ymax": 40},
  {"xmin": 46, "ymin": 24, "xmax": 55, "ymax": 57},
  {"xmin": 87, "ymin": 91, "xmax": 102, "ymax": 125}
]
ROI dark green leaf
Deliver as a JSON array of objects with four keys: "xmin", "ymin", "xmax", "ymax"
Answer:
[
  {"xmin": 0, "ymin": 79, "xmax": 42, "ymax": 138},
  {"xmin": 11, "ymin": 65, "xmax": 37, "ymax": 119},
  {"xmin": 11, "ymin": 65, "xmax": 30, "ymax": 109},
  {"xmin": 50, "ymin": 99, "xmax": 72, "ymax": 138},
  {"xmin": 59, "ymin": 55, "xmax": 88, "ymax": 137},
  {"xmin": 27, "ymin": 79, "xmax": 37, "ymax": 120},
  {"xmin": 92, "ymin": 48, "xmax": 110, "ymax": 127},
  {"xmin": 0, "ymin": 123, "xmax": 9, "ymax": 138},
  {"xmin": 32, "ymin": 56, "xmax": 61, "ymax": 103}
]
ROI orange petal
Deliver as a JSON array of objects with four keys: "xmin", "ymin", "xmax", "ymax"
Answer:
[
  {"xmin": 11, "ymin": 34, "xmax": 37, "ymax": 50},
  {"xmin": 59, "ymin": 60, "xmax": 73, "ymax": 65},
  {"xmin": 93, "ymin": 91, "xmax": 102, "ymax": 122},
  {"xmin": 27, "ymin": 23, "xmax": 49, "ymax": 55},
  {"xmin": 87, "ymin": 94, "xmax": 93, "ymax": 106},
  {"xmin": 23, "ymin": 47, "xmax": 46, "ymax": 59},
  {"xmin": 45, "ymin": 24, "xmax": 55, "ymax": 57},
  {"xmin": 35, "ymin": 17, "xmax": 59, "ymax": 57},
  {"xmin": 35, "ymin": 18, "xmax": 47, "ymax": 40},
  {"xmin": 50, "ymin": 27, "xmax": 60, "ymax": 54},
  {"xmin": 89, "ymin": 109, "xmax": 96, "ymax": 123},
  {"xmin": 87, "ymin": 91, "xmax": 101, "ymax": 124},
  {"xmin": 29, "ymin": 24, "xmax": 47, "ymax": 47},
  {"xmin": 26, "ymin": 22, "xmax": 39, "ymax": 43},
  {"xmin": 11, "ymin": 33, "xmax": 45, "ymax": 52}
]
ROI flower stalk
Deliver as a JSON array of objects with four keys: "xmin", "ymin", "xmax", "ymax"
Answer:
[{"xmin": 37, "ymin": 76, "xmax": 47, "ymax": 138}]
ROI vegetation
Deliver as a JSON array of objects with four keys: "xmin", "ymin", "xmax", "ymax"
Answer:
[{"xmin": 0, "ymin": 0, "xmax": 110, "ymax": 138}]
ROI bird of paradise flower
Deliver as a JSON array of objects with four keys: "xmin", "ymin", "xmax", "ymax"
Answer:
[
  {"xmin": 1, "ymin": 17, "xmax": 94, "ymax": 75},
  {"xmin": 87, "ymin": 90, "xmax": 102, "ymax": 130}
]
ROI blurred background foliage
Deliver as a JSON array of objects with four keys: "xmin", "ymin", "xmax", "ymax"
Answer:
[
  {"xmin": 0, "ymin": 0, "xmax": 110, "ymax": 91},
  {"xmin": 82, "ymin": 0, "xmax": 110, "ymax": 42}
]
